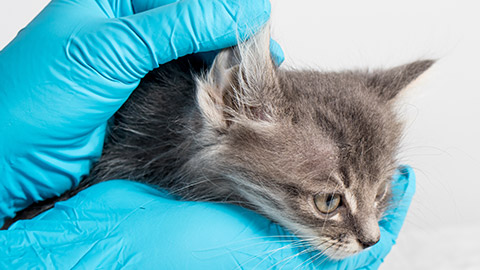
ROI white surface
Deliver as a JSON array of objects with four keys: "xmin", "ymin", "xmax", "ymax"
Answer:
[{"xmin": 2, "ymin": 1, "xmax": 480, "ymax": 269}]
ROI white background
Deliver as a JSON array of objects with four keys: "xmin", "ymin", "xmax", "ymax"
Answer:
[{"xmin": 1, "ymin": 1, "xmax": 479, "ymax": 269}]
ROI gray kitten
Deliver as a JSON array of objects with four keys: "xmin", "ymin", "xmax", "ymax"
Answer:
[{"xmin": 8, "ymin": 28, "xmax": 433, "ymax": 259}]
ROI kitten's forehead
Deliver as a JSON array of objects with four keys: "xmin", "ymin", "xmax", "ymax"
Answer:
[{"xmin": 273, "ymin": 69, "xmax": 401, "ymax": 190}]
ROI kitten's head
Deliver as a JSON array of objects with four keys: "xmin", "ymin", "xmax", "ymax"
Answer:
[{"xmin": 194, "ymin": 28, "xmax": 433, "ymax": 259}]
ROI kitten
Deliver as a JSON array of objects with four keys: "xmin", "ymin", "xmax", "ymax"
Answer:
[{"xmin": 7, "ymin": 27, "xmax": 433, "ymax": 259}]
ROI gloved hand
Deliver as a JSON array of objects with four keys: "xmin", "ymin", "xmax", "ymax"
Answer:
[
  {"xmin": 0, "ymin": 166, "xmax": 415, "ymax": 269},
  {"xmin": 0, "ymin": 0, "xmax": 283, "ymax": 223}
]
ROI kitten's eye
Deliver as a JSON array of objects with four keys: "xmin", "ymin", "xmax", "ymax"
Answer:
[{"xmin": 314, "ymin": 193, "xmax": 341, "ymax": 214}]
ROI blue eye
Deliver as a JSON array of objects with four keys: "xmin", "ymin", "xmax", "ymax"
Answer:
[{"xmin": 314, "ymin": 193, "xmax": 341, "ymax": 214}]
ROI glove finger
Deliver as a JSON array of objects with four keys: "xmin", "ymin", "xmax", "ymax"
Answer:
[
  {"xmin": 70, "ymin": 0, "xmax": 271, "ymax": 83},
  {"xmin": 379, "ymin": 165, "xmax": 416, "ymax": 236},
  {"xmin": 270, "ymin": 38, "xmax": 284, "ymax": 66}
]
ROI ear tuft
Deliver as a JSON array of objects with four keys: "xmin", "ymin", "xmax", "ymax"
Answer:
[
  {"xmin": 196, "ymin": 26, "xmax": 277, "ymax": 129},
  {"xmin": 368, "ymin": 59, "xmax": 435, "ymax": 100}
]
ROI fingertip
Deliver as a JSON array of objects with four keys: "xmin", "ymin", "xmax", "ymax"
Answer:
[
  {"xmin": 390, "ymin": 165, "xmax": 416, "ymax": 214},
  {"xmin": 270, "ymin": 39, "xmax": 285, "ymax": 66},
  {"xmin": 378, "ymin": 165, "xmax": 417, "ymax": 237},
  {"xmin": 394, "ymin": 165, "xmax": 416, "ymax": 197}
]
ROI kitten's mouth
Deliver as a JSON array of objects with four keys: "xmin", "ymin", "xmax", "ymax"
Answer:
[
  {"xmin": 313, "ymin": 237, "xmax": 364, "ymax": 260},
  {"xmin": 319, "ymin": 245, "xmax": 362, "ymax": 260}
]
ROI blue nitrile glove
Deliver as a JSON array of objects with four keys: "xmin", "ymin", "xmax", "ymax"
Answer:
[
  {"xmin": 0, "ymin": 0, "xmax": 283, "ymax": 224},
  {"xmin": 0, "ymin": 166, "xmax": 415, "ymax": 269}
]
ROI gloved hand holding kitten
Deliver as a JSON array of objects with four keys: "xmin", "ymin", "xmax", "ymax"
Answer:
[{"xmin": 0, "ymin": 0, "xmax": 414, "ymax": 268}]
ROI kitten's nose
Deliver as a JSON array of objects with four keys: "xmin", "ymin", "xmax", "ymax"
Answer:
[
  {"xmin": 354, "ymin": 214, "xmax": 381, "ymax": 249},
  {"xmin": 358, "ymin": 237, "xmax": 380, "ymax": 249}
]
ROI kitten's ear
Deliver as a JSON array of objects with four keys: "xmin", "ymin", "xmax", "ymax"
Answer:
[
  {"xmin": 197, "ymin": 26, "xmax": 278, "ymax": 129},
  {"xmin": 367, "ymin": 60, "xmax": 435, "ymax": 101}
]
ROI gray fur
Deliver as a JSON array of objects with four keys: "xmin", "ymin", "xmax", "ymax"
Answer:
[{"xmin": 9, "ymin": 29, "xmax": 433, "ymax": 259}]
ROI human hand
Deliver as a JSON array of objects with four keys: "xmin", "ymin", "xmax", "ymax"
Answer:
[
  {"xmin": 0, "ymin": 0, "xmax": 283, "ymax": 224},
  {"xmin": 0, "ymin": 166, "xmax": 414, "ymax": 269}
]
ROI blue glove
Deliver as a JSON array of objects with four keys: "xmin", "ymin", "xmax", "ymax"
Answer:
[
  {"xmin": 0, "ymin": 0, "xmax": 283, "ymax": 223},
  {"xmin": 0, "ymin": 166, "xmax": 415, "ymax": 269}
]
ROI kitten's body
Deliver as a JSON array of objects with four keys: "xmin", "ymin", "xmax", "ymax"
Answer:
[{"xmin": 8, "ymin": 29, "xmax": 433, "ymax": 259}]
